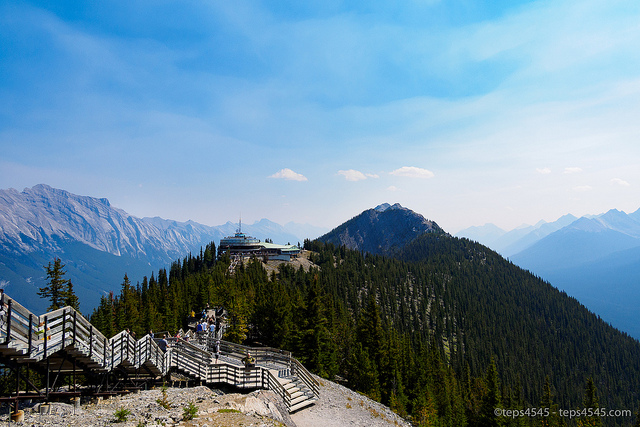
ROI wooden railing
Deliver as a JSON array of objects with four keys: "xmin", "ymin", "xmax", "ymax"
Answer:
[
  {"xmin": 0, "ymin": 291, "xmax": 318, "ymax": 410},
  {"xmin": 216, "ymin": 340, "xmax": 292, "ymax": 368},
  {"xmin": 291, "ymin": 357, "xmax": 320, "ymax": 396}
]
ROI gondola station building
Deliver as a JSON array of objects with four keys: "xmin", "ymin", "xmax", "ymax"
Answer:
[{"xmin": 217, "ymin": 224, "xmax": 301, "ymax": 262}]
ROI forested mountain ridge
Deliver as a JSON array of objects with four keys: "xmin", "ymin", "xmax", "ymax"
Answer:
[
  {"xmin": 90, "ymin": 233, "xmax": 640, "ymax": 426},
  {"xmin": 317, "ymin": 203, "xmax": 441, "ymax": 256}
]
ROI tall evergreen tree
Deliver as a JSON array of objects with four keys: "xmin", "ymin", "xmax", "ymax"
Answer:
[
  {"xmin": 479, "ymin": 357, "xmax": 503, "ymax": 427},
  {"xmin": 577, "ymin": 377, "xmax": 602, "ymax": 427},
  {"xmin": 38, "ymin": 258, "xmax": 78, "ymax": 312}
]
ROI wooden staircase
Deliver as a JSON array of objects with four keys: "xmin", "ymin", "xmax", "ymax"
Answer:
[{"xmin": 0, "ymin": 291, "xmax": 318, "ymax": 412}]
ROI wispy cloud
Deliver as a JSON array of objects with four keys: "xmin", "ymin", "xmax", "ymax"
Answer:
[
  {"xmin": 573, "ymin": 185, "xmax": 593, "ymax": 192},
  {"xmin": 536, "ymin": 167, "xmax": 552, "ymax": 174},
  {"xmin": 390, "ymin": 166, "xmax": 434, "ymax": 179},
  {"xmin": 564, "ymin": 167, "xmax": 583, "ymax": 174},
  {"xmin": 610, "ymin": 178, "xmax": 630, "ymax": 187},
  {"xmin": 269, "ymin": 168, "xmax": 308, "ymax": 181}
]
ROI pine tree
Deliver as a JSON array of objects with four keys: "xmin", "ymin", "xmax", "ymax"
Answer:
[
  {"xmin": 577, "ymin": 377, "xmax": 602, "ymax": 427},
  {"xmin": 38, "ymin": 258, "xmax": 78, "ymax": 311},
  {"xmin": 479, "ymin": 357, "xmax": 503, "ymax": 427},
  {"xmin": 64, "ymin": 280, "xmax": 80, "ymax": 312},
  {"xmin": 539, "ymin": 376, "xmax": 559, "ymax": 427}
]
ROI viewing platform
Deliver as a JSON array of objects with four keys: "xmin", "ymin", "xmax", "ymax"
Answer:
[{"xmin": 0, "ymin": 290, "xmax": 318, "ymax": 414}]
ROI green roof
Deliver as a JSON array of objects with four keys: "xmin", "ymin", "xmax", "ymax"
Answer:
[{"xmin": 260, "ymin": 242, "xmax": 300, "ymax": 252}]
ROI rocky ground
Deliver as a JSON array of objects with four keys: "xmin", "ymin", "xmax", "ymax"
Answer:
[
  {"xmin": 291, "ymin": 376, "xmax": 411, "ymax": 427},
  {"xmin": 2, "ymin": 376, "xmax": 412, "ymax": 427}
]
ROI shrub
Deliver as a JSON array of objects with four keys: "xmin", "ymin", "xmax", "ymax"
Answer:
[
  {"xmin": 113, "ymin": 407, "xmax": 131, "ymax": 423},
  {"xmin": 183, "ymin": 401, "xmax": 198, "ymax": 421},
  {"xmin": 156, "ymin": 385, "xmax": 171, "ymax": 409}
]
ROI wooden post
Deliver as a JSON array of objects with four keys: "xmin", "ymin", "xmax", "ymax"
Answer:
[
  {"xmin": 73, "ymin": 311, "xmax": 77, "ymax": 345},
  {"xmin": 44, "ymin": 316, "xmax": 48, "ymax": 359},
  {"xmin": 28, "ymin": 313, "xmax": 33, "ymax": 355},
  {"xmin": 13, "ymin": 364, "xmax": 21, "ymax": 418},
  {"xmin": 46, "ymin": 356, "xmax": 50, "ymax": 400},
  {"xmin": 62, "ymin": 309, "xmax": 66, "ymax": 349},
  {"xmin": 5, "ymin": 299, "xmax": 12, "ymax": 345}
]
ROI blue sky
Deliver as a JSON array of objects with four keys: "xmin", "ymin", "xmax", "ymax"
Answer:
[{"xmin": 2, "ymin": 0, "xmax": 640, "ymax": 233}]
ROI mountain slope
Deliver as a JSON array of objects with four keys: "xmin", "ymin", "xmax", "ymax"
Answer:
[
  {"xmin": 393, "ymin": 233, "xmax": 640, "ymax": 414},
  {"xmin": 316, "ymin": 203, "xmax": 441, "ymax": 256}
]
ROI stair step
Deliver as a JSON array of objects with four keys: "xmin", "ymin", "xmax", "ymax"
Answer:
[
  {"xmin": 289, "ymin": 390, "xmax": 304, "ymax": 400},
  {"xmin": 289, "ymin": 397, "xmax": 316, "ymax": 413},
  {"xmin": 290, "ymin": 393, "xmax": 311, "ymax": 405}
]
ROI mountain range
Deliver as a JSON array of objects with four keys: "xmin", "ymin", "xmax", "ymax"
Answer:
[
  {"xmin": 456, "ymin": 208, "xmax": 640, "ymax": 338},
  {"xmin": 0, "ymin": 184, "xmax": 327, "ymax": 314},
  {"xmin": 3, "ymin": 183, "xmax": 640, "ymax": 341}
]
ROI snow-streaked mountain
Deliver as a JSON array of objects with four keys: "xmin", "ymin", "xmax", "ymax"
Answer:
[{"xmin": 0, "ymin": 184, "xmax": 327, "ymax": 313}]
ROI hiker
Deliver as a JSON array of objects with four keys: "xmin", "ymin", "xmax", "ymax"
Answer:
[
  {"xmin": 214, "ymin": 340, "xmax": 220, "ymax": 364},
  {"xmin": 242, "ymin": 352, "xmax": 255, "ymax": 368},
  {"xmin": 158, "ymin": 334, "xmax": 168, "ymax": 352}
]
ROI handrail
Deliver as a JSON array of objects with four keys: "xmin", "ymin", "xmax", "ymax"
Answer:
[
  {"xmin": 0, "ymin": 291, "xmax": 317, "ymax": 411},
  {"xmin": 216, "ymin": 339, "xmax": 292, "ymax": 368},
  {"xmin": 263, "ymin": 367, "xmax": 291, "ymax": 408},
  {"xmin": 291, "ymin": 357, "xmax": 320, "ymax": 396}
]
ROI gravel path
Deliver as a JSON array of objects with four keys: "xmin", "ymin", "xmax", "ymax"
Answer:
[{"xmin": 291, "ymin": 376, "xmax": 411, "ymax": 427}]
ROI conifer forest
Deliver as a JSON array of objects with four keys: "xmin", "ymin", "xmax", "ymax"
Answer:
[{"xmin": 87, "ymin": 233, "xmax": 640, "ymax": 426}]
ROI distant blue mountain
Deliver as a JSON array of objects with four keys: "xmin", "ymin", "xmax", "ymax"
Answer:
[
  {"xmin": 454, "ymin": 223, "xmax": 506, "ymax": 248},
  {"xmin": 509, "ymin": 208, "xmax": 640, "ymax": 338},
  {"xmin": 457, "ymin": 208, "xmax": 640, "ymax": 339},
  {"xmin": 499, "ymin": 214, "xmax": 578, "ymax": 257},
  {"xmin": 455, "ymin": 214, "xmax": 578, "ymax": 256}
]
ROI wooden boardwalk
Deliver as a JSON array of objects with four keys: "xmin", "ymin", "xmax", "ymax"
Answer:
[{"xmin": 0, "ymin": 291, "xmax": 318, "ymax": 413}]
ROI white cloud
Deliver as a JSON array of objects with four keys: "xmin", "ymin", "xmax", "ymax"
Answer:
[
  {"xmin": 573, "ymin": 185, "xmax": 592, "ymax": 192},
  {"xmin": 337, "ymin": 169, "xmax": 367, "ymax": 181},
  {"xmin": 610, "ymin": 178, "xmax": 630, "ymax": 187},
  {"xmin": 387, "ymin": 186, "xmax": 400, "ymax": 192},
  {"xmin": 337, "ymin": 169, "xmax": 380, "ymax": 181},
  {"xmin": 269, "ymin": 168, "xmax": 308, "ymax": 181},
  {"xmin": 390, "ymin": 166, "xmax": 434, "ymax": 179},
  {"xmin": 536, "ymin": 167, "xmax": 552, "ymax": 174},
  {"xmin": 564, "ymin": 167, "xmax": 583, "ymax": 174}
]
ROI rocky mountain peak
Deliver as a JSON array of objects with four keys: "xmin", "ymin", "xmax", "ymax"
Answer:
[{"xmin": 318, "ymin": 203, "xmax": 442, "ymax": 256}]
